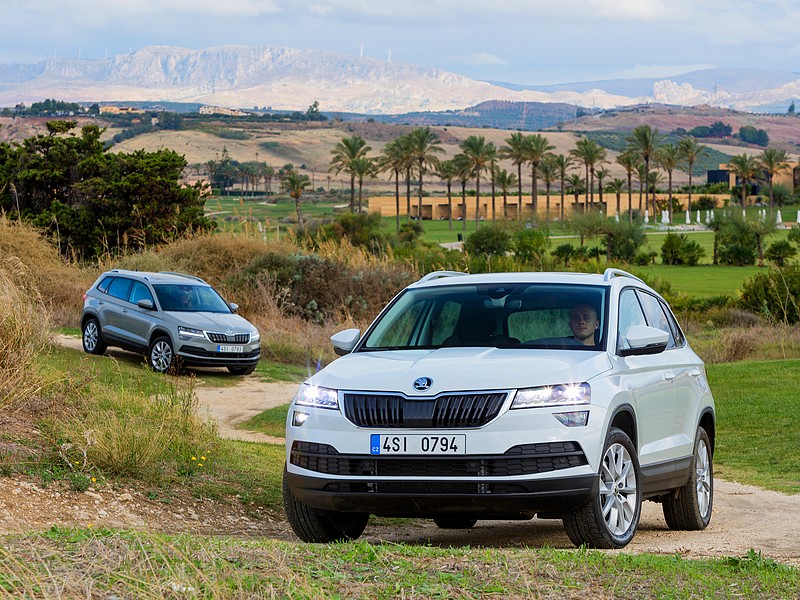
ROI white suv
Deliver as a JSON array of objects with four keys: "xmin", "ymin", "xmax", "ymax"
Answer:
[{"xmin": 283, "ymin": 269, "xmax": 715, "ymax": 548}]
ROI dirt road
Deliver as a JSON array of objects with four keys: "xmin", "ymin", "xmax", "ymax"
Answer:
[{"xmin": 36, "ymin": 336, "xmax": 800, "ymax": 565}]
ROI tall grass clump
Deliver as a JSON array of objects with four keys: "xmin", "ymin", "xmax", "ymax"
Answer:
[
  {"xmin": 0, "ymin": 216, "xmax": 93, "ymax": 327},
  {"xmin": 37, "ymin": 357, "xmax": 219, "ymax": 482},
  {"xmin": 0, "ymin": 260, "xmax": 52, "ymax": 408}
]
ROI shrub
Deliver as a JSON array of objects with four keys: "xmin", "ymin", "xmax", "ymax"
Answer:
[
  {"xmin": 691, "ymin": 195, "xmax": 717, "ymax": 211},
  {"xmin": 739, "ymin": 266, "xmax": 800, "ymax": 323},
  {"xmin": 463, "ymin": 224, "xmax": 511, "ymax": 256},
  {"xmin": 765, "ymin": 240, "xmax": 797, "ymax": 267}
]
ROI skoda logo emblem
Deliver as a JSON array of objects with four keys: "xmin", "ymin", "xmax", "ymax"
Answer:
[{"xmin": 413, "ymin": 377, "xmax": 433, "ymax": 391}]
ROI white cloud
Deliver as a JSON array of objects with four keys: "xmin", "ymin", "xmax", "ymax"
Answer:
[
  {"xmin": 309, "ymin": 3, "xmax": 334, "ymax": 16},
  {"xmin": 467, "ymin": 53, "xmax": 507, "ymax": 66}
]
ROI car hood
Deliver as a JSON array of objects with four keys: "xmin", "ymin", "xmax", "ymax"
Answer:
[
  {"xmin": 308, "ymin": 347, "xmax": 613, "ymax": 396},
  {"xmin": 164, "ymin": 311, "xmax": 255, "ymax": 332}
]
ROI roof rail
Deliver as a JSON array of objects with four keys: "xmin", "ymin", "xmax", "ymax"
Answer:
[
  {"xmin": 159, "ymin": 271, "xmax": 207, "ymax": 283},
  {"xmin": 603, "ymin": 268, "xmax": 644, "ymax": 283},
  {"xmin": 414, "ymin": 271, "xmax": 466, "ymax": 285}
]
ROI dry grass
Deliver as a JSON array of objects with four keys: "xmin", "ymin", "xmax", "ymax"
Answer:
[
  {"xmin": 0, "ymin": 259, "xmax": 52, "ymax": 409},
  {"xmin": 0, "ymin": 216, "xmax": 94, "ymax": 327},
  {"xmin": 689, "ymin": 323, "xmax": 800, "ymax": 364}
]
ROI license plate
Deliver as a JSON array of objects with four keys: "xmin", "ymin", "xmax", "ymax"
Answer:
[
  {"xmin": 370, "ymin": 434, "xmax": 466, "ymax": 455},
  {"xmin": 217, "ymin": 345, "xmax": 244, "ymax": 353}
]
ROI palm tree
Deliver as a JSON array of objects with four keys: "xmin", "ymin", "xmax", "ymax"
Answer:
[
  {"xmin": 494, "ymin": 167, "xmax": 518, "ymax": 219},
  {"xmin": 595, "ymin": 166, "xmax": 610, "ymax": 214},
  {"xmin": 552, "ymin": 153, "xmax": 574, "ymax": 222},
  {"xmin": 539, "ymin": 156, "xmax": 558, "ymax": 222},
  {"xmin": 524, "ymin": 134, "xmax": 555, "ymax": 217},
  {"xmin": 436, "ymin": 159, "xmax": 458, "ymax": 230},
  {"xmin": 500, "ymin": 132, "xmax": 528, "ymax": 221},
  {"xmin": 627, "ymin": 125, "xmax": 665, "ymax": 218},
  {"xmin": 656, "ymin": 144, "xmax": 680, "ymax": 224},
  {"xmin": 453, "ymin": 153, "xmax": 474, "ymax": 232},
  {"xmin": 616, "ymin": 150, "xmax": 640, "ymax": 223},
  {"xmin": 608, "ymin": 178, "xmax": 626, "ymax": 219},
  {"xmin": 571, "ymin": 138, "xmax": 605, "ymax": 209},
  {"xmin": 729, "ymin": 153, "xmax": 762, "ymax": 207},
  {"xmin": 460, "ymin": 135, "xmax": 496, "ymax": 228},
  {"xmin": 565, "ymin": 174, "xmax": 584, "ymax": 214},
  {"xmin": 677, "ymin": 137, "xmax": 708, "ymax": 220},
  {"xmin": 379, "ymin": 136, "xmax": 412, "ymax": 232},
  {"xmin": 351, "ymin": 156, "xmax": 377, "ymax": 214},
  {"xmin": 329, "ymin": 136, "xmax": 371, "ymax": 213},
  {"xmin": 759, "ymin": 147, "xmax": 790, "ymax": 209},
  {"xmin": 407, "ymin": 127, "xmax": 443, "ymax": 221},
  {"xmin": 282, "ymin": 170, "xmax": 311, "ymax": 232}
]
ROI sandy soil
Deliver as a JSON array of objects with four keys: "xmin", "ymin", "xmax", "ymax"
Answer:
[{"xmin": 3, "ymin": 336, "xmax": 797, "ymax": 566}]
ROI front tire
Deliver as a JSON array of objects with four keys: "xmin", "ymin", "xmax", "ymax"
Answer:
[
  {"xmin": 663, "ymin": 427, "xmax": 713, "ymax": 530},
  {"xmin": 149, "ymin": 336, "xmax": 175, "ymax": 374},
  {"xmin": 563, "ymin": 428, "xmax": 641, "ymax": 549},
  {"xmin": 82, "ymin": 318, "xmax": 107, "ymax": 355},
  {"xmin": 283, "ymin": 468, "xmax": 368, "ymax": 543}
]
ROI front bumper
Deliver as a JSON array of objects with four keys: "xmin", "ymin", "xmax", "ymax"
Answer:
[
  {"xmin": 286, "ymin": 469, "xmax": 598, "ymax": 518},
  {"xmin": 177, "ymin": 343, "xmax": 261, "ymax": 368}
]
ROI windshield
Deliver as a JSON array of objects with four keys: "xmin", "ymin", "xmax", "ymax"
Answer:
[
  {"xmin": 153, "ymin": 284, "xmax": 232, "ymax": 313},
  {"xmin": 359, "ymin": 283, "xmax": 607, "ymax": 351}
]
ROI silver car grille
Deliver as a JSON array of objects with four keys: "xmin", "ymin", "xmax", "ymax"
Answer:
[{"xmin": 207, "ymin": 332, "xmax": 250, "ymax": 344}]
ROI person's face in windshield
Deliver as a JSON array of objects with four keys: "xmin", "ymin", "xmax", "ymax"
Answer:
[{"xmin": 570, "ymin": 304, "xmax": 599, "ymax": 346}]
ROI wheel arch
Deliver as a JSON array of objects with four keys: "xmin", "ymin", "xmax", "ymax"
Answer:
[
  {"xmin": 699, "ymin": 408, "xmax": 716, "ymax": 455},
  {"xmin": 149, "ymin": 328, "xmax": 173, "ymax": 347},
  {"xmin": 81, "ymin": 310, "xmax": 100, "ymax": 329},
  {"xmin": 607, "ymin": 403, "xmax": 637, "ymax": 450}
]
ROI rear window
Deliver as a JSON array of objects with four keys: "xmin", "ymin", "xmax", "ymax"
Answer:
[{"xmin": 106, "ymin": 277, "xmax": 133, "ymax": 301}]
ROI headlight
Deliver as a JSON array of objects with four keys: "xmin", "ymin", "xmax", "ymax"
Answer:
[
  {"xmin": 511, "ymin": 382, "xmax": 591, "ymax": 409},
  {"xmin": 294, "ymin": 384, "xmax": 339, "ymax": 410},
  {"xmin": 177, "ymin": 326, "xmax": 205, "ymax": 338},
  {"xmin": 250, "ymin": 328, "xmax": 260, "ymax": 342}
]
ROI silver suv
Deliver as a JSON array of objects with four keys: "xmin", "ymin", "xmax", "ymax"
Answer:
[
  {"xmin": 81, "ymin": 270, "xmax": 260, "ymax": 375},
  {"xmin": 283, "ymin": 269, "xmax": 715, "ymax": 548}
]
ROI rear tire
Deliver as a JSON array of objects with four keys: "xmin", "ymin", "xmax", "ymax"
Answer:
[
  {"xmin": 563, "ymin": 427, "xmax": 641, "ymax": 549},
  {"xmin": 283, "ymin": 468, "xmax": 368, "ymax": 543},
  {"xmin": 81, "ymin": 318, "xmax": 107, "ymax": 355},
  {"xmin": 227, "ymin": 364, "xmax": 257, "ymax": 375},
  {"xmin": 433, "ymin": 516, "xmax": 477, "ymax": 529},
  {"xmin": 663, "ymin": 427, "xmax": 713, "ymax": 530},
  {"xmin": 149, "ymin": 336, "xmax": 176, "ymax": 374}
]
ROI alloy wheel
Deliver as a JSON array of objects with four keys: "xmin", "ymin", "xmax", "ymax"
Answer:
[{"xmin": 599, "ymin": 442, "xmax": 638, "ymax": 536}]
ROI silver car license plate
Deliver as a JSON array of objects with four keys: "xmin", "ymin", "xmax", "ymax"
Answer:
[
  {"xmin": 217, "ymin": 345, "xmax": 244, "ymax": 353},
  {"xmin": 370, "ymin": 434, "xmax": 466, "ymax": 455}
]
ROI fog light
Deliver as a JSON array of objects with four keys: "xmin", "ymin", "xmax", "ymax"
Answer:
[
  {"xmin": 292, "ymin": 411, "xmax": 310, "ymax": 427},
  {"xmin": 554, "ymin": 411, "xmax": 589, "ymax": 427}
]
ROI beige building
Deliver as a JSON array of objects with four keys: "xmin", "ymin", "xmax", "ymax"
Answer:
[
  {"xmin": 198, "ymin": 106, "xmax": 250, "ymax": 117},
  {"xmin": 369, "ymin": 193, "xmax": 731, "ymax": 221},
  {"xmin": 99, "ymin": 106, "xmax": 144, "ymax": 114},
  {"xmin": 721, "ymin": 161, "xmax": 800, "ymax": 193}
]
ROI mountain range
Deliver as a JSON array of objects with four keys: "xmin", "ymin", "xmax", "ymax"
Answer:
[{"xmin": 1, "ymin": 45, "xmax": 798, "ymax": 115}]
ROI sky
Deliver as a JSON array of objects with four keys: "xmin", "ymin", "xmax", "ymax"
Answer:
[{"xmin": 1, "ymin": 0, "xmax": 799, "ymax": 85}]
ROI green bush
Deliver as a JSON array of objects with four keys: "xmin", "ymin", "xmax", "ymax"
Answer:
[
  {"xmin": 739, "ymin": 266, "xmax": 800, "ymax": 323},
  {"xmin": 464, "ymin": 224, "xmax": 511, "ymax": 256}
]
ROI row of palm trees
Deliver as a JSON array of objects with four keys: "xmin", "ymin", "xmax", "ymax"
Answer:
[{"xmin": 328, "ymin": 125, "xmax": 795, "ymax": 232}]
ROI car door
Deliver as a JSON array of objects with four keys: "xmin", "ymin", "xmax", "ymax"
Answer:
[
  {"xmin": 115, "ymin": 281, "xmax": 158, "ymax": 350},
  {"xmin": 615, "ymin": 288, "xmax": 675, "ymax": 467},
  {"xmin": 99, "ymin": 276, "xmax": 134, "ymax": 343}
]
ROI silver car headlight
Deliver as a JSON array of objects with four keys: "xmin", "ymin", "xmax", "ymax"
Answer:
[
  {"xmin": 250, "ymin": 328, "xmax": 261, "ymax": 342},
  {"xmin": 294, "ymin": 384, "xmax": 339, "ymax": 410},
  {"xmin": 177, "ymin": 326, "xmax": 205, "ymax": 339},
  {"xmin": 511, "ymin": 382, "xmax": 591, "ymax": 409}
]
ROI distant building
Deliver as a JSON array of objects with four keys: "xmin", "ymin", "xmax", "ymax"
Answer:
[
  {"xmin": 199, "ymin": 106, "xmax": 249, "ymax": 117},
  {"xmin": 717, "ymin": 162, "xmax": 800, "ymax": 193},
  {"xmin": 99, "ymin": 106, "xmax": 144, "ymax": 115}
]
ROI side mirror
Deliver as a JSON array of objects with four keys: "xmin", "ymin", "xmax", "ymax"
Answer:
[
  {"xmin": 229, "ymin": 302, "xmax": 239, "ymax": 313},
  {"xmin": 331, "ymin": 328, "xmax": 361, "ymax": 356},
  {"xmin": 137, "ymin": 299, "xmax": 154, "ymax": 310},
  {"xmin": 619, "ymin": 325, "xmax": 669, "ymax": 357}
]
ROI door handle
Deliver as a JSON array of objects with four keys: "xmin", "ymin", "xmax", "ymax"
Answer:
[
  {"xmin": 663, "ymin": 371, "xmax": 676, "ymax": 381},
  {"xmin": 122, "ymin": 309, "xmax": 129, "ymax": 313},
  {"xmin": 690, "ymin": 368, "xmax": 701, "ymax": 377}
]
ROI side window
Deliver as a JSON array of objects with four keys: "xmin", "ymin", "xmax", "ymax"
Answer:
[
  {"xmin": 106, "ymin": 277, "xmax": 133, "ymax": 301},
  {"xmin": 96, "ymin": 276, "xmax": 113, "ymax": 294},
  {"xmin": 617, "ymin": 289, "xmax": 646, "ymax": 351},
  {"xmin": 639, "ymin": 292, "xmax": 676, "ymax": 349},
  {"xmin": 129, "ymin": 281, "xmax": 154, "ymax": 305},
  {"xmin": 660, "ymin": 299, "xmax": 685, "ymax": 347}
]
